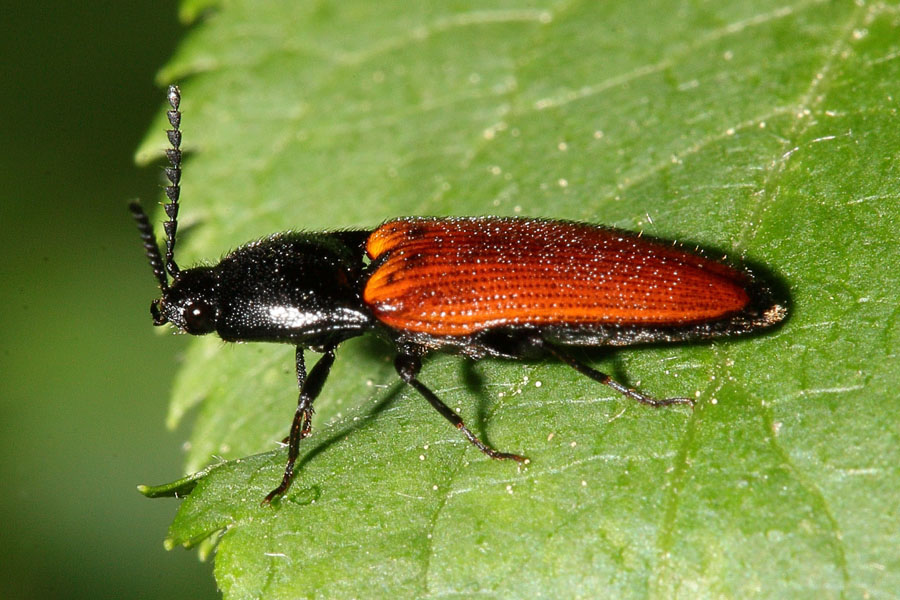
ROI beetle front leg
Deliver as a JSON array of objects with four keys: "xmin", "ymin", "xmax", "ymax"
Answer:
[
  {"xmin": 263, "ymin": 344, "xmax": 337, "ymax": 504},
  {"xmin": 394, "ymin": 353, "xmax": 526, "ymax": 463}
]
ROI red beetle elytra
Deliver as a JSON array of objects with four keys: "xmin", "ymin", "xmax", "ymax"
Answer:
[{"xmin": 131, "ymin": 86, "xmax": 788, "ymax": 503}]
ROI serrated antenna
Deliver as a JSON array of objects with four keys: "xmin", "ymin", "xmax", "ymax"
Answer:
[
  {"xmin": 128, "ymin": 200, "xmax": 168, "ymax": 291},
  {"xmin": 130, "ymin": 85, "xmax": 185, "ymax": 293},
  {"xmin": 162, "ymin": 84, "xmax": 182, "ymax": 278}
]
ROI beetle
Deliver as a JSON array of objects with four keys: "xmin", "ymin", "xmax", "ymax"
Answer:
[{"xmin": 131, "ymin": 86, "xmax": 788, "ymax": 503}]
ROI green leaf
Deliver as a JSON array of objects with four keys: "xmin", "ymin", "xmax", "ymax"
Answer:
[{"xmin": 138, "ymin": 1, "xmax": 900, "ymax": 597}]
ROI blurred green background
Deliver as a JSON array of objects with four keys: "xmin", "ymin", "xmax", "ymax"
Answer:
[{"xmin": 0, "ymin": 3, "xmax": 218, "ymax": 599}]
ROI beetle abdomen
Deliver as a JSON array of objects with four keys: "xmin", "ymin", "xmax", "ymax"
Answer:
[{"xmin": 364, "ymin": 217, "xmax": 766, "ymax": 337}]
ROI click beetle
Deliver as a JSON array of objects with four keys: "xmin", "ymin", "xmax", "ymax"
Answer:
[{"xmin": 131, "ymin": 86, "xmax": 788, "ymax": 503}]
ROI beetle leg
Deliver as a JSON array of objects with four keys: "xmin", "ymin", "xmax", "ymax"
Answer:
[
  {"xmin": 395, "ymin": 353, "xmax": 526, "ymax": 463},
  {"xmin": 278, "ymin": 349, "xmax": 309, "ymax": 444},
  {"xmin": 538, "ymin": 340, "xmax": 694, "ymax": 408},
  {"xmin": 264, "ymin": 344, "xmax": 337, "ymax": 504}
]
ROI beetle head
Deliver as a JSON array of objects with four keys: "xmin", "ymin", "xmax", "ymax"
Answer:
[{"xmin": 150, "ymin": 267, "xmax": 219, "ymax": 335}]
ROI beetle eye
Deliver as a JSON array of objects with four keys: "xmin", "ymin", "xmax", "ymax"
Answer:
[{"xmin": 182, "ymin": 300, "xmax": 215, "ymax": 334}]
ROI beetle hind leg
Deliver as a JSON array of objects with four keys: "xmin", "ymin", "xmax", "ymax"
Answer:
[
  {"xmin": 536, "ymin": 338, "xmax": 694, "ymax": 408},
  {"xmin": 395, "ymin": 353, "xmax": 526, "ymax": 463}
]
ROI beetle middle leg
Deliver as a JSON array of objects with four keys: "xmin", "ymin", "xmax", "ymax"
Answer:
[
  {"xmin": 264, "ymin": 344, "xmax": 337, "ymax": 504},
  {"xmin": 535, "ymin": 338, "xmax": 694, "ymax": 408},
  {"xmin": 394, "ymin": 353, "xmax": 526, "ymax": 463}
]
